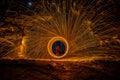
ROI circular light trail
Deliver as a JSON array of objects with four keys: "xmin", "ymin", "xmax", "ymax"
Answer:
[{"xmin": 47, "ymin": 37, "xmax": 69, "ymax": 58}]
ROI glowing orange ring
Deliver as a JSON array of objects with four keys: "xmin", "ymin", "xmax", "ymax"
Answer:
[{"xmin": 47, "ymin": 37, "xmax": 69, "ymax": 58}]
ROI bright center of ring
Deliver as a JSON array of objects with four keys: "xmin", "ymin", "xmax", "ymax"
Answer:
[{"xmin": 47, "ymin": 37, "xmax": 69, "ymax": 58}]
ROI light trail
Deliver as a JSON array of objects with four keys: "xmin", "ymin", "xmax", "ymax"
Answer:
[{"xmin": 0, "ymin": 0, "xmax": 119, "ymax": 60}]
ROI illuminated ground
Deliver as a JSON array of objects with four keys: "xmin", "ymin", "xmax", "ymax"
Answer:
[{"xmin": 0, "ymin": 59, "xmax": 120, "ymax": 80}]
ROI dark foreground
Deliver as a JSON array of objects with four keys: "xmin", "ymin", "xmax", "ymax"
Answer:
[{"xmin": 0, "ymin": 59, "xmax": 120, "ymax": 80}]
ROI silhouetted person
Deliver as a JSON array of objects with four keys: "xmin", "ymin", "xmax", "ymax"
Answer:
[{"xmin": 55, "ymin": 45, "xmax": 61, "ymax": 56}]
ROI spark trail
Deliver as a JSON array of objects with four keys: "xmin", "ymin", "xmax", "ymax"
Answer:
[{"xmin": 0, "ymin": 0, "xmax": 120, "ymax": 60}]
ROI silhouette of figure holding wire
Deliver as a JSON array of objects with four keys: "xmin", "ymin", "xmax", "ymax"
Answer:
[{"xmin": 55, "ymin": 45, "xmax": 61, "ymax": 56}]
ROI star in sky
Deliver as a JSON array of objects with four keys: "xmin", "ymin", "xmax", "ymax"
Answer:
[{"xmin": 28, "ymin": 2, "xmax": 32, "ymax": 6}]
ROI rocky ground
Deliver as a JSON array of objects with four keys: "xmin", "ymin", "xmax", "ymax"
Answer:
[{"xmin": 0, "ymin": 59, "xmax": 120, "ymax": 80}]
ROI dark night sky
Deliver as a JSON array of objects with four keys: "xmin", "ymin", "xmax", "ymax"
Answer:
[{"xmin": 0, "ymin": 0, "xmax": 120, "ymax": 18}]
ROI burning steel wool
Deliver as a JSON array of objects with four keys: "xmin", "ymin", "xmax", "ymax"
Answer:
[{"xmin": 0, "ymin": 0, "xmax": 120, "ymax": 60}]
